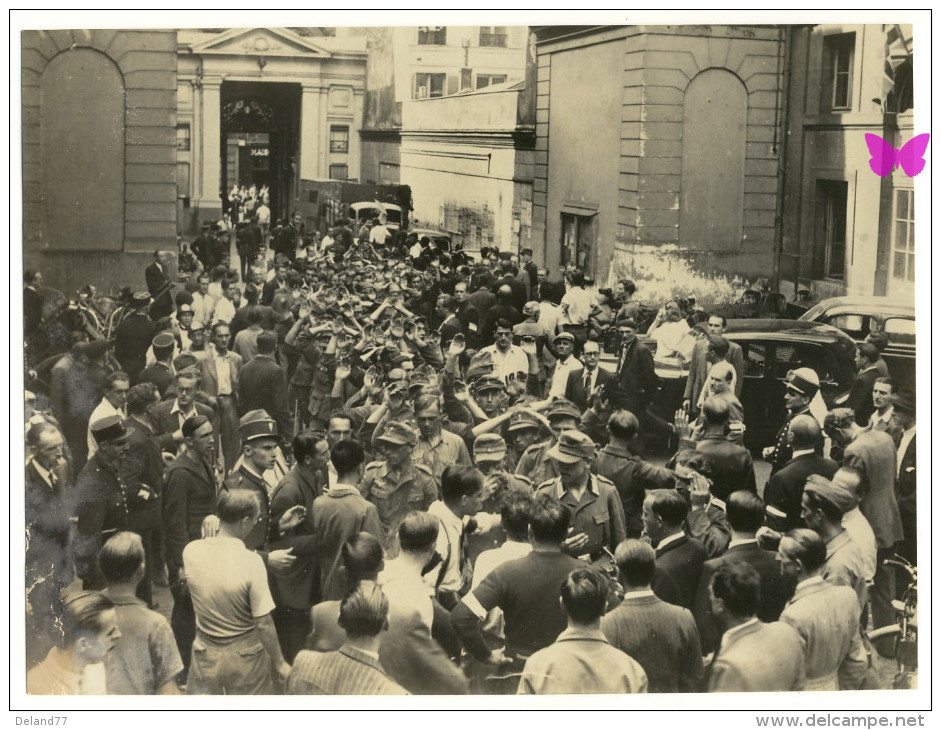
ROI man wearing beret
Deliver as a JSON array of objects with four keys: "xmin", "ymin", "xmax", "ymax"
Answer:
[
  {"xmin": 114, "ymin": 292, "xmax": 155, "ymax": 384},
  {"xmin": 358, "ymin": 421, "xmax": 438, "ymax": 544},
  {"xmin": 800, "ymin": 475, "xmax": 870, "ymax": 614},
  {"xmin": 547, "ymin": 332, "xmax": 582, "ymax": 399},
  {"xmin": 536, "ymin": 430, "xmax": 626, "ymax": 564}
]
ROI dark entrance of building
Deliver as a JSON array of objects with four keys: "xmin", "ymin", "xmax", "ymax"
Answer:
[{"xmin": 220, "ymin": 81, "xmax": 301, "ymax": 224}]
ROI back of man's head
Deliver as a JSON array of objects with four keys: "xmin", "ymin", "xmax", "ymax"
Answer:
[
  {"xmin": 607, "ymin": 409, "xmax": 639, "ymax": 441},
  {"xmin": 614, "ymin": 538, "xmax": 656, "ymax": 588},
  {"xmin": 645, "ymin": 489, "xmax": 689, "ymax": 527},
  {"xmin": 441, "ymin": 465, "xmax": 483, "ymax": 504},
  {"xmin": 788, "ymin": 414, "xmax": 821, "ymax": 451},
  {"xmin": 858, "ymin": 342, "xmax": 880, "ymax": 364},
  {"xmin": 256, "ymin": 330, "xmax": 278, "ymax": 355},
  {"xmin": 99, "ymin": 531, "xmax": 145, "ymax": 584},
  {"xmin": 702, "ymin": 397, "xmax": 731, "ymax": 426},
  {"xmin": 711, "ymin": 562, "xmax": 760, "ymax": 619},
  {"xmin": 217, "ymin": 488, "xmax": 260, "ymax": 525},
  {"xmin": 398, "ymin": 511, "xmax": 439, "ymax": 554},
  {"xmin": 530, "ymin": 494, "xmax": 571, "ymax": 543},
  {"xmin": 560, "ymin": 568, "xmax": 608, "ymax": 625},
  {"xmin": 338, "ymin": 581, "xmax": 389, "ymax": 639},
  {"xmin": 331, "ymin": 439, "xmax": 365, "ymax": 476},
  {"xmin": 781, "ymin": 528, "xmax": 827, "ymax": 574},
  {"xmin": 707, "ymin": 334, "xmax": 731, "ymax": 359},
  {"xmin": 500, "ymin": 491, "xmax": 534, "ymax": 543},
  {"xmin": 127, "ymin": 383, "xmax": 159, "ymax": 417},
  {"xmin": 726, "ymin": 491, "xmax": 765, "ymax": 534}
]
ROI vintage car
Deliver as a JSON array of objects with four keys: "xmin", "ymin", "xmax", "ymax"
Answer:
[
  {"xmin": 408, "ymin": 227, "xmax": 454, "ymax": 252},
  {"xmin": 601, "ymin": 319, "xmax": 858, "ymax": 450},
  {"xmin": 798, "ymin": 296, "xmax": 915, "ymax": 389},
  {"xmin": 349, "ymin": 202, "xmax": 404, "ymax": 231}
]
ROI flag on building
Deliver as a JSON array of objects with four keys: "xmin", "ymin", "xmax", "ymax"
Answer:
[{"xmin": 881, "ymin": 24, "xmax": 913, "ymax": 105}]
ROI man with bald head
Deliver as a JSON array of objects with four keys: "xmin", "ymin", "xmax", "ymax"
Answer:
[
  {"xmin": 762, "ymin": 414, "xmax": 838, "ymax": 534},
  {"xmin": 682, "ymin": 397, "xmax": 755, "ymax": 502},
  {"xmin": 480, "ymin": 285, "xmax": 523, "ymax": 346}
]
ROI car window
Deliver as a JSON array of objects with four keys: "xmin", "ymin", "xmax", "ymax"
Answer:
[
  {"xmin": 884, "ymin": 317, "xmax": 916, "ymax": 345},
  {"xmin": 773, "ymin": 342, "xmax": 835, "ymax": 384},
  {"xmin": 741, "ymin": 342, "xmax": 767, "ymax": 378},
  {"xmin": 826, "ymin": 314, "xmax": 867, "ymax": 338}
]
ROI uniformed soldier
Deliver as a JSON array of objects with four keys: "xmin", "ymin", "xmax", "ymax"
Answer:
[
  {"xmin": 536, "ymin": 430, "xmax": 627, "ymax": 566},
  {"xmin": 467, "ymin": 433, "xmax": 533, "ymax": 565},
  {"xmin": 504, "ymin": 410, "xmax": 548, "ymax": 472},
  {"xmin": 72, "ymin": 416, "xmax": 136, "ymax": 593},
  {"xmin": 358, "ymin": 421, "xmax": 438, "ymax": 545},
  {"xmin": 762, "ymin": 368, "xmax": 821, "ymax": 475},
  {"xmin": 515, "ymin": 398, "xmax": 582, "ymax": 487}
]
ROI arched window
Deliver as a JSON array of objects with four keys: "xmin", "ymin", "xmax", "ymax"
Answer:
[
  {"xmin": 679, "ymin": 69, "xmax": 747, "ymax": 252},
  {"xmin": 41, "ymin": 48, "xmax": 125, "ymax": 250}
]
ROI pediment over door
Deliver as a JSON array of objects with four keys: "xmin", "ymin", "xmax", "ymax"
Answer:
[{"xmin": 189, "ymin": 27, "xmax": 332, "ymax": 59}]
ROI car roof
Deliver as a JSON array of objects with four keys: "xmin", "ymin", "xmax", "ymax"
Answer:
[
  {"xmin": 800, "ymin": 296, "xmax": 915, "ymax": 320},
  {"xmin": 723, "ymin": 318, "xmax": 857, "ymax": 345},
  {"xmin": 350, "ymin": 202, "xmax": 402, "ymax": 213}
]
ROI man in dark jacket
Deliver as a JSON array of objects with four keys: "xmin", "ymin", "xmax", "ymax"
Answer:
[
  {"xmin": 114, "ymin": 292, "xmax": 155, "ymax": 384},
  {"xmin": 687, "ymin": 398, "xmax": 756, "ymax": 502},
  {"xmin": 643, "ymin": 489, "xmax": 706, "ymax": 611},
  {"xmin": 845, "ymin": 343, "xmax": 881, "ymax": 426},
  {"xmin": 162, "ymin": 415, "xmax": 217, "ymax": 677},
  {"xmin": 238, "ymin": 331, "xmax": 292, "ymax": 447},
  {"xmin": 137, "ymin": 333, "xmax": 176, "ymax": 398},
  {"xmin": 614, "ymin": 318, "xmax": 658, "ymax": 422}
]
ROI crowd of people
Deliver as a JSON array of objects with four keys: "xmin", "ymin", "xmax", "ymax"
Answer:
[{"xmin": 23, "ymin": 213, "xmax": 917, "ymax": 696}]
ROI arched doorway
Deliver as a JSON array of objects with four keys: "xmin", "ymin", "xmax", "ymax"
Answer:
[{"xmin": 221, "ymin": 81, "xmax": 301, "ymax": 224}]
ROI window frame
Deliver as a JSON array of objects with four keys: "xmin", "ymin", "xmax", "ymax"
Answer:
[
  {"xmin": 475, "ymin": 74, "xmax": 508, "ymax": 90},
  {"xmin": 329, "ymin": 125, "xmax": 350, "ymax": 154},
  {"xmin": 176, "ymin": 123, "xmax": 191, "ymax": 151},
  {"xmin": 891, "ymin": 187, "xmax": 915, "ymax": 283},
  {"xmin": 414, "ymin": 72, "xmax": 446, "ymax": 99},
  {"xmin": 417, "ymin": 26, "xmax": 447, "ymax": 45},
  {"xmin": 479, "ymin": 26, "xmax": 508, "ymax": 47},
  {"xmin": 329, "ymin": 163, "xmax": 349, "ymax": 181},
  {"xmin": 824, "ymin": 32, "xmax": 855, "ymax": 111}
]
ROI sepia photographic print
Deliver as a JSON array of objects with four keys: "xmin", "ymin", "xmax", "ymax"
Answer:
[{"xmin": 13, "ymin": 8, "xmax": 930, "ymax": 720}]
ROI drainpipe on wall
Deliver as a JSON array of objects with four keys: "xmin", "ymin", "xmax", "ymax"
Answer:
[{"xmin": 770, "ymin": 25, "xmax": 792, "ymax": 295}]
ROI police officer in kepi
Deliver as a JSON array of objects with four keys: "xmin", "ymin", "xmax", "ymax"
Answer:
[{"xmin": 535, "ymin": 430, "xmax": 626, "ymax": 568}]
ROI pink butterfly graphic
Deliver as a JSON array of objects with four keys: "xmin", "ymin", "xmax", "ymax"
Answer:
[{"xmin": 865, "ymin": 133, "xmax": 930, "ymax": 178}]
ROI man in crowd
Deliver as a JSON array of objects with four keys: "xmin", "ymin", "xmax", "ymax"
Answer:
[
  {"xmin": 183, "ymin": 489, "xmax": 291, "ymax": 694},
  {"xmin": 846, "ymin": 343, "xmax": 882, "ymax": 426},
  {"xmin": 87, "ymin": 372, "xmax": 130, "ymax": 458},
  {"xmin": 412, "ymin": 392, "xmax": 473, "ymax": 486},
  {"xmin": 152, "ymin": 372, "xmax": 215, "ymax": 457},
  {"xmin": 867, "ymin": 377, "xmax": 903, "ymax": 446},
  {"xmin": 683, "ymin": 397, "xmax": 756, "ymax": 501},
  {"xmin": 643, "ymin": 489, "xmax": 705, "ymax": 611},
  {"xmin": 137, "ymin": 333, "xmax": 176, "ymax": 398},
  {"xmin": 114, "ymin": 292, "xmax": 155, "ymax": 383},
  {"xmin": 764, "ymin": 368, "xmax": 822, "ymax": 475},
  {"xmin": 892, "ymin": 390, "xmax": 917, "ymax": 564},
  {"xmin": 614, "ymin": 317, "xmax": 658, "ymax": 422},
  {"xmin": 479, "ymin": 320, "xmax": 528, "ymax": 385},
  {"xmin": 201, "ymin": 321, "xmax": 243, "ymax": 471},
  {"xmin": 602, "ymin": 539, "xmax": 703, "ymax": 693},
  {"xmin": 547, "ymin": 332, "xmax": 582, "ymax": 398},
  {"xmin": 239, "ymin": 330, "xmax": 291, "ymax": 444},
  {"xmin": 564, "ymin": 340, "xmax": 612, "ymax": 412},
  {"xmin": 518, "ymin": 568, "xmax": 648, "ymax": 695},
  {"xmin": 777, "ymin": 528, "xmax": 869, "ymax": 691}
]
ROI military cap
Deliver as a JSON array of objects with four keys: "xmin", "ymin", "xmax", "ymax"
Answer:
[
  {"xmin": 189, "ymin": 320, "xmax": 206, "ymax": 332},
  {"xmin": 375, "ymin": 421, "xmax": 418, "ymax": 447},
  {"xmin": 785, "ymin": 368, "xmax": 820, "ymax": 398},
  {"xmin": 177, "ymin": 303, "xmax": 194, "ymax": 315},
  {"xmin": 473, "ymin": 433, "xmax": 507, "ymax": 462},
  {"xmin": 804, "ymin": 474, "xmax": 855, "ymax": 514},
  {"xmin": 546, "ymin": 430, "xmax": 596, "ymax": 463},
  {"xmin": 553, "ymin": 331, "xmax": 575, "ymax": 344},
  {"xmin": 239, "ymin": 409, "xmax": 278, "ymax": 443},
  {"xmin": 507, "ymin": 410, "xmax": 541, "ymax": 432},
  {"xmin": 466, "ymin": 351, "xmax": 495, "ymax": 381},
  {"xmin": 473, "ymin": 374, "xmax": 506, "ymax": 393},
  {"xmin": 132, "ymin": 291, "xmax": 151, "ymax": 306},
  {"xmin": 91, "ymin": 415, "xmax": 134, "ymax": 445},
  {"xmin": 152, "ymin": 333, "xmax": 175, "ymax": 350},
  {"xmin": 545, "ymin": 398, "xmax": 581, "ymax": 421}
]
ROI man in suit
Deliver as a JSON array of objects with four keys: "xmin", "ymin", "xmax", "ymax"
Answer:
[
  {"xmin": 694, "ymin": 491, "xmax": 788, "ymax": 656},
  {"xmin": 846, "ymin": 343, "xmax": 882, "ymax": 427},
  {"xmin": 146, "ymin": 251, "xmax": 174, "ymax": 321},
  {"xmin": 763, "ymin": 415, "xmax": 839, "ymax": 534},
  {"xmin": 519, "ymin": 248, "xmax": 538, "ymax": 298},
  {"xmin": 684, "ymin": 323, "xmax": 744, "ymax": 414},
  {"xmin": 614, "ymin": 318, "xmax": 658, "ymax": 424},
  {"xmin": 452, "ymin": 281, "xmax": 481, "ymax": 349},
  {"xmin": 866, "ymin": 377, "xmax": 904, "ymax": 447},
  {"xmin": 564, "ymin": 340, "xmax": 613, "ymax": 412},
  {"xmin": 825, "ymin": 407, "xmax": 903, "ymax": 630},
  {"xmin": 25, "ymin": 421, "xmax": 73, "ymax": 667},
  {"xmin": 643, "ymin": 489, "xmax": 706, "ymax": 611},
  {"xmin": 591, "ymin": 409, "xmax": 675, "ymax": 538},
  {"xmin": 491, "ymin": 260, "xmax": 527, "ymax": 313},
  {"xmin": 114, "ymin": 292, "xmax": 155, "ymax": 384},
  {"xmin": 24, "ymin": 269, "xmax": 44, "ymax": 340},
  {"xmin": 200, "ymin": 321, "xmax": 243, "ymax": 471},
  {"xmin": 602, "ymin": 539, "xmax": 703, "ymax": 693},
  {"xmin": 287, "ymin": 583, "xmax": 407, "ymax": 695},
  {"xmin": 777, "ymin": 528, "xmax": 868, "ymax": 691},
  {"xmin": 685, "ymin": 397, "xmax": 756, "ymax": 501},
  {"xmin": 435, "ymin": 294, "xmax": 464, "ymax": 350},
  {"xmin": 892, "ymin": 391, "xmax": 916, "ymax": 564},
  {"xmin": 706, "ymin": 562, "xmax": 805, "ymax": 692},
  {"xmin": 152, "ymin": 371, "xmax": 216, "ymax": 457},
  {"xmin": 238, "ymin": 331, "xmax": 291, "ymax": 447}
]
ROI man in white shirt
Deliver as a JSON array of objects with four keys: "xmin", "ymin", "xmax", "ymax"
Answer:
[
  {"xmin": 559, "ymin": 270, "xmax": 594, "ymax": 353},
  {"xmin": 548, "ymin": 331, "xmax": 582, "ymax": 398},
  {"xmin": 866, "ymin": 377, "xmax": 903, "ymax": 446},
  {"xmin": 212, "ymin": 280, "xmax": 241, "ymax": 325},
  {"xmin": 191, "ymin": 274, "xmax": 214, "ymax": 328},
  {"xmin": 480, "ymin": 321, "xmax": 529, "ymax": 385},
  {"xmin": 87, "ymin": 372, "xmax": 130, "ymax": 458},
  {"xmin": 369, "ymin": 214, "xmax": 392, "ymax": 246},
  {"xmin": 832, "ymin": 466, "xmax": 877, "ymax": 585}
]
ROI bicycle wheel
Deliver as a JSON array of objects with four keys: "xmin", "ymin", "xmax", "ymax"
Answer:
[{"xmin": 867, "ymin": 624, "xmax": 900, "ymax": 661}]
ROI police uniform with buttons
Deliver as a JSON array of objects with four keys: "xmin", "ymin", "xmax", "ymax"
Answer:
[
  {"xmin": 514, "ymin": 398, "xmax": 582, "ymax": 486},
  {"xmin": 468, "ymin": 433, "xmax": 533, "ymax": 564},
  {"xmin": 358, "ymin": 421, "xmax": 439, "ymax": 543},
  {"xmin": 535, "ymin": 430, "xmax": 627, "ymax": 564},
  {"xmin": 72, "ymin": 416, "xmax": 135, "ymax": 590},
  {"xmin": 222, "ymin": 410, "xmax": 279, "ymax": 552},
  {"xmin": 769, "ymin": 370, "xmax": 819, "ymax": 476}
]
